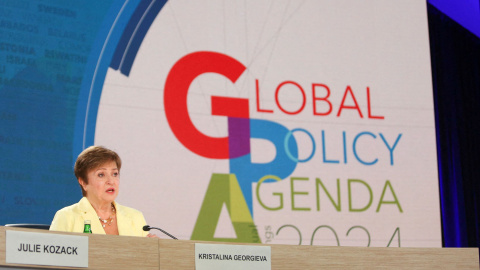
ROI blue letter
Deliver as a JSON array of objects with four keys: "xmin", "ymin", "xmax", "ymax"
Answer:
[
  {"xmin": 230, "ymin": 119, "xmax": 298, "ymax": 216},
  {"xmin": 353, "ymin": 132, "xmax": 378, "ymax": 165},
  {"xmin": 379, "ymin": 133, "xmax": 402, "ymax": 166}
]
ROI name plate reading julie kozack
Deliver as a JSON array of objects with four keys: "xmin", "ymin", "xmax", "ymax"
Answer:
[
  {"xmin": 195, "ymin": 243, "xmax": 271, "ymax": 270},
  {"xmin": 6, "ymin": 230, "xmax": 88, "ymax": 268}
]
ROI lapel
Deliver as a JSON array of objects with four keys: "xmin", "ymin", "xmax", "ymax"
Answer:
[
  {"xmin": 114, "ymin": 201, "xmax": 130, "ymax": 235},
  {"xmin": 78, "ymin": 197, "xmax": 106, "ymax": 235}
]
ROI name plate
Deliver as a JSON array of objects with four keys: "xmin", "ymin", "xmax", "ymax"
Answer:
[
  {"xmin": 195, "ymin": 243, "xmax": 271, "ymax": 270},
  {"xmin": 6, "ymin": 230, "xmax": 89, "ymax": 268}
]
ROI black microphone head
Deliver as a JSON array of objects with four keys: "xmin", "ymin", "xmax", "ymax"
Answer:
[{"xmin": 143, "ymin": 225, "xmax": 151, "ymax": 231}]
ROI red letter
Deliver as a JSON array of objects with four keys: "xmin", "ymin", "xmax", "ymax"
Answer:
[
  {"xmin": 256, "ymin": 79, "xmax": 273, "ymax": 113},
  {"xmin": 367, "ymin": 87, "xmax": 384, "ymax": 119},
  {"xmin": 312, "ymin": 83, "xmax": 332, "ymax": 116},
  {"xmin": 337, "ymin": 85, "xmax": 363, "ymax": 118},
  {"xmin": 275, "ymin": 81, "xmax": 306, "ymax": 115},
  {"xmin": 164, "ymin": 51, "xmax": 246, "ymax": 159},
  {"xmin": 211, "ymin": 96, "xmax": 249, "ymax": 118}
]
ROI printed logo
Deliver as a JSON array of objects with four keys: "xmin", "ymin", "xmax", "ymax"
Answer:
[{"xmin": 93, "ymin": 1, "xmax": 441, "ymax": 247}]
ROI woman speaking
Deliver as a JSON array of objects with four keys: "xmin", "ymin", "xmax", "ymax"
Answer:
[{"xmin": 50, "ymin": 146, "xmax": 155, "ymax": 237}]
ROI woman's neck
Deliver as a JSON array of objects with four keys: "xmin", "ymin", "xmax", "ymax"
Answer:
[{"xmin": 86, "ymin": 196, "xmax": 114, "ymax": 217}]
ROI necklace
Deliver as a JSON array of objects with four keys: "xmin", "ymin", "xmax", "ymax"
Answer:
[{"xmin": 98, "ymin": 204, "xmax": 116, "ymax": 228}]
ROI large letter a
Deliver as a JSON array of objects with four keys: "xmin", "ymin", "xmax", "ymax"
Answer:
[{"xmin": 191, "ymin": 173, "xmax": 260, "ymax": 243}]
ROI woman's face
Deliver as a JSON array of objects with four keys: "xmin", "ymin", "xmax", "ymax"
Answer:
[{"xmin": 80, "ymin": 160, "xmax": 119, "ymax": 205}]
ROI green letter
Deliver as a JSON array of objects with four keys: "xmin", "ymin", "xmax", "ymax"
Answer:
[
  {"xmin": 256, "ymin": 175, "xmax": 283, "ymax": 210},
  {"xmin": 315, "ymin": 178, "xmax": 341, "ymax": 211},
  {"xmin": 376, "ymin": 180, "xmax": 403, "ymax": 212},
  {"xmin": 290, "ymin": 177, "xmax": 310, "ymax": 211},
  {"xmin": 191, "ymin": 173, "xmax": 261, "ymax": 243},
  {"xmin": 348, "ymin": 179, "xmax": 373, "ymax": 212}
]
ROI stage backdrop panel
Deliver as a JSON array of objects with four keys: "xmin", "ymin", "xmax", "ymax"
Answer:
[
  {"xmin": 0, "ymin": 0, "xmax": 115, "ymax": 225},
  {"xmin": 0, "ymin": 0, "xmax": 441, "ymax": 247}
]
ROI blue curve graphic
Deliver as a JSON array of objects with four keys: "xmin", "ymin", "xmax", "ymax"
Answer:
[
  {"xmin": 111, "ymin": 0, "xmax": 167, "ymax": 76},
  {"xmin": 73, "ymin": 0, "xmax": 167, "ymax": 158}
]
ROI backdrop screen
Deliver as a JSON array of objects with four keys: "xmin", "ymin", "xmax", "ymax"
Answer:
[{"xmin": 0, "ymin": 0, "xmax": 441, "ymax": 247}]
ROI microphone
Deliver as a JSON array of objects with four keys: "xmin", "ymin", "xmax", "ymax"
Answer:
[{"xmin": 143, "ymin": 225, "xmax": 178, "ymax": 240}]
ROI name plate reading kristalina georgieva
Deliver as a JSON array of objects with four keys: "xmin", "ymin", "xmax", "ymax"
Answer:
[
  {"xmin": 6, "ymin": 230, "xmax": 88, "ymax": 268},
  {"xmin": 195, "ymin": 243, "xmax": 271, "ymax": 270}
]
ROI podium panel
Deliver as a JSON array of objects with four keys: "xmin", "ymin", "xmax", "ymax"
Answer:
[
  {"xmin": 0, "ymin": 226, "xmax": 159, "ymax": 269},
  {"xmin": 1, "ymin": 226, "xmax": 478, "ymax": 269},
  {"xmin": 158, "ymin": 239, "xmax": 479, "ymax": 269}
]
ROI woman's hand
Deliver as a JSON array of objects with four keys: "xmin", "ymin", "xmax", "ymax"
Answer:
[{"xmin": 147, "ymin": 233, "xmax": 160, "ymax": 238}]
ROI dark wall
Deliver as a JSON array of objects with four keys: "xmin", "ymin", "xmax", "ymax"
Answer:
[{"xmin": 428, "ymin": 3, "xmax": 480, "ymax": 248}]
